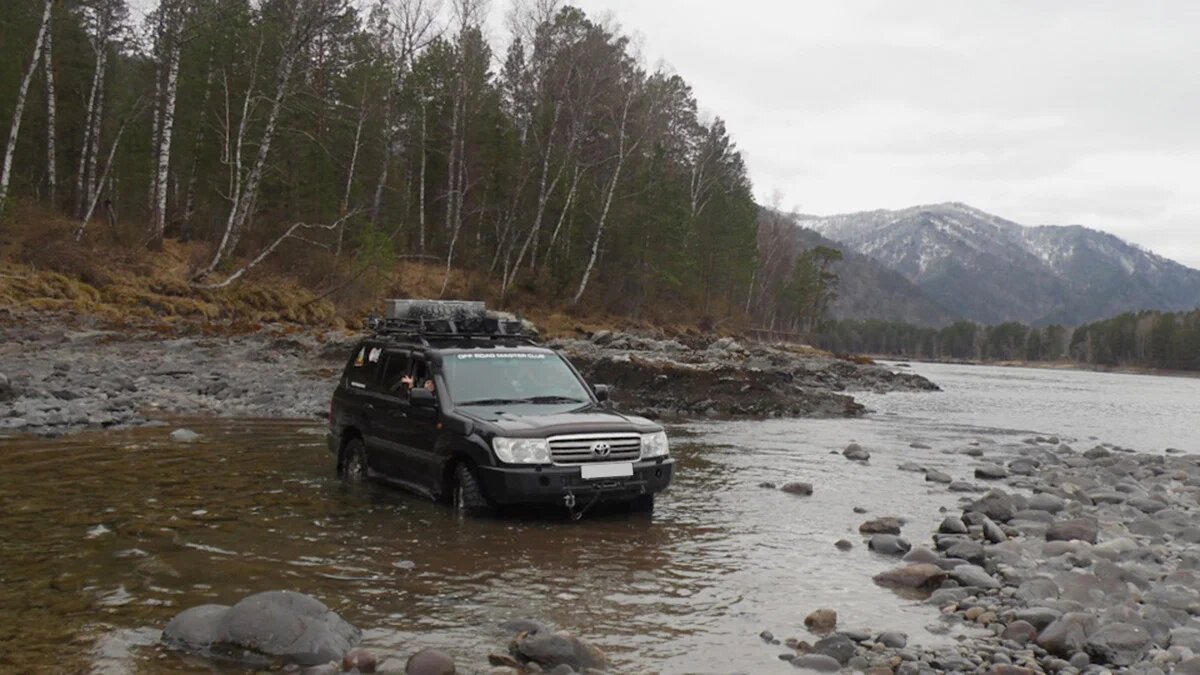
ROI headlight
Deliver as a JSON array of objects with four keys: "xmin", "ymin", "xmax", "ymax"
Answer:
[
  {"xmin": 641, "ymin": 431, "xmax": 669, "ymax": 458},
  {"xmin": 492, "ymin": 437, "xmax": 551, "ymax": 464}
]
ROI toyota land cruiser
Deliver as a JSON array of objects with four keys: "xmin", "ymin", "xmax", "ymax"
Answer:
[{"xmin": 326, "ymin": 300, "xmax": 673, "ymax": 516}]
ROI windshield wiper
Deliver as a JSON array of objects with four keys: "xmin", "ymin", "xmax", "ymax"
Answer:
[
  {"xmin": 521, "ymin": 396, "xmax": 586, "ymax": 404},
  {"xmin": 456, "ymin": 398, "xmax": 526, "ymax": 406},
  {"xmin": 456, "ymin": 396, "xmax": 586, "ymax": 406}
]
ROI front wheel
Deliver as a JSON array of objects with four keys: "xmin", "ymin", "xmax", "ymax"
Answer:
[
  {"xmin": 339, "ymin": 438, "xmax": 368, "ymax": 481},
  {"xmin": 452, "ymin": 463, "xmax": 491, "ymax": 515}
]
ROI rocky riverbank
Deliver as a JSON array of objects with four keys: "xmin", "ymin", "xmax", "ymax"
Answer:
[
  {"xmin": 0, "ymin": 318, "xmax": 936, "ymax": 436},
  {"xmin": 552, "ymin": 331, "xmax": 938, "ymax": 419},
  {"xmin": 0, "ymin": 320, "xmax": 344, "ymax": 436},
  {"xmin": 759, "ymin": 438, "xmax": 1200, "ymax": 674}
]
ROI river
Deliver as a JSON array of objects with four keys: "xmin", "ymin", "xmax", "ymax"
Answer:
[{"xmin": 1, "ymin": 362, "xmax": 1197, "ymax": 673}]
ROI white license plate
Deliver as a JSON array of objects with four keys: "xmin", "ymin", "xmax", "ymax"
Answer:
[{"xmin": 580, "ymin": 462, "xmax": 634, "ymax": 480}]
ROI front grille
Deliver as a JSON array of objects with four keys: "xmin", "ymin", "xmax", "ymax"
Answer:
[{"xmin": 548, "ymin": 432, "xmax": 642, "ymax": 464}]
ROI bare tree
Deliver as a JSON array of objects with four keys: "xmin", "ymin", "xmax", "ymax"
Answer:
[
  {"xmin": 0, "ymin": 0, "xmax": 54, "ymax": 213},
  {"xmin": 76, "ymin": 97, "xmax": 147, "ymax": 240},
  {"xmin": 205, "ymin": 0, "xmax": 341, "ymax": 275},
  {"xmin": 572, "ymin": 84, "xmax": 639, "ymax": 306}
]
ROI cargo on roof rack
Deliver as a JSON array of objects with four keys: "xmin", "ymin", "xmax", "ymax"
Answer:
[{"xmin": 366, "ymin": 299, "xmax": 530, "ymax": 339}]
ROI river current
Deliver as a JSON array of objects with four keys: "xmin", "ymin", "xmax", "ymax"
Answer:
[{"xmin": 1, "ymin": 362, "xmax": 1196, "ymax": 673}]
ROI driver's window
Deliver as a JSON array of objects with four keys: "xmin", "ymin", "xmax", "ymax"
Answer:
[
  {"xmin": 410, "ymin": 359, "xmax": 434, "ymax": 392},
  {"xmin": 379, "ymin": 353, "xmax": 410, "ymax": 395}
]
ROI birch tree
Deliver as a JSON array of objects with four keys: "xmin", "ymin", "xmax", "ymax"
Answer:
[
  {"xmin": 42, "ymin": 5, "xmax": 58, "ymax": 205},
  {"xmin": 0, "ymin": 0, "xmax": 54, "ymax": 213},
  {"xmin": 149, "ymin": 0, "xmax": 186, "ymax": 246}
]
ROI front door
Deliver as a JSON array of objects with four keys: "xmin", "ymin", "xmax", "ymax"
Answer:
[
  {"xmin": 395, "ymin": 356, "xmax": 441, "ymax": 492},
  {"xmin": 372, "ymin": 351, "xmax": 413, "ymax": 479}
]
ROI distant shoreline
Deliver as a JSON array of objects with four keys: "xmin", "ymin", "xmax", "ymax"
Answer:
[{"xmin": 872, "ymin": 355, "xmax": 1200, "ymax": 379}]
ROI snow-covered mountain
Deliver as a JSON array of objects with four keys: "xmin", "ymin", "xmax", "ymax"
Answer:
[{"xmin": 800, "ymin": 202, "xmax": 1200, "ymax": 325}]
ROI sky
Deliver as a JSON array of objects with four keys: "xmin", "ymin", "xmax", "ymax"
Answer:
[{"xmin": 553, "ymin": 0, "xmax": 1200, "ymax": 268}]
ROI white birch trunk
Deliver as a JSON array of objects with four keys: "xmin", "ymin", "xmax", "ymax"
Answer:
[
  {"xmin": 43, "ymin": 14, "xmax": 57, "ymax": 205},
  {"xmin": 418, "ymin": 95, "xmax": 427, "ymax": 253},
  {"xmin": 85, "ymin": 51, "xmax": 107, "ymax": 211},
  {"xmin": 0, "ymin": 0, "xmax": 53, "ymax": 213},
  {"xmin": 572, "ymin": 95, "xmax": 634, "ymax": 306},
  {"xmin": 151, "ymin": 24, "xmax": 182, "ymax": 243},
  {"xmin": 75, "ymin": 30, "xmax": 104, "ymax": 217}
]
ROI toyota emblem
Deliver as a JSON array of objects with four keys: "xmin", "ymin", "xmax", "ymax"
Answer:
[{"xmin": 590, "ymin": 442, "xmax": 612, "ymax": 456}]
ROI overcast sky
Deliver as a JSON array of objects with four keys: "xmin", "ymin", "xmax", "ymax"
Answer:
[{"xmin": 555, "ymin": 0, "xmax": 1200, "ymax": 268}]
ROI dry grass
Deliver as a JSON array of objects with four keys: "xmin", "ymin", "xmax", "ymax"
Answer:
[{"xmin": 0, "ymin": 208, "xmax": 629, "ymax": 336}]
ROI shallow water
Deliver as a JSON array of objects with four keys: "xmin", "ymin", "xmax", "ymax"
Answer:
[{"xmin": 1, "ymin": 362, "xmax": 1198, "ymax": 673}]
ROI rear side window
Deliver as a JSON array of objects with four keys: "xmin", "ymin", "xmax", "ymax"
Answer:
[
  {"xmin": 346, "ymin": 343, "xmax": 383, "ymax": 389},
  {"xmin": 379, "ymin": 352, "xmax": 411, "ymax": 394}
]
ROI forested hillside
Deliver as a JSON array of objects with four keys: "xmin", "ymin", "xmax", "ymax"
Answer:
[
  {"xmin": 0, "ymin": 0, "xmax": 832, "ymax": 331},
  {"xmin": 815, "ymin": 310, "xmax": 1200, "ymax": 372}
]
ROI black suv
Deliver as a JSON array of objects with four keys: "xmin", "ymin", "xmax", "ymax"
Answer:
[{"xmin": 326, "ymin": 302, "xmax": 673, "ymax": 515}]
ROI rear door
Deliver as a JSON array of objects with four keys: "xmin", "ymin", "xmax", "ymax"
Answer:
[{"xmin": 345, "ymin": 342, "xmax": 385, "ymax": 471}]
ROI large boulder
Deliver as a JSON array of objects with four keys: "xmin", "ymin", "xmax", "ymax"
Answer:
[
  {"xmin": 162, "ymin": 604, "xmax": 230, "ymax": 651},
  {"xmin": 163, "ymin": 591, "xmax": 360, "ymax": 667}
]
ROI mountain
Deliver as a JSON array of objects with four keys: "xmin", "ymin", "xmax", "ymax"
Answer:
[
  {"xmin": 800, "ymin": 202, "xmax": 1200, "ymax": 325},
  {"xmin": 771, "ymin": 212, "xmax": 958, "ymax": 325}
]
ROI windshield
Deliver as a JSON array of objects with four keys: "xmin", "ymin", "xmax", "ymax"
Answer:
[{"xmin": 441, "ymin": 351, "xmax": 592, "ymax": 406}]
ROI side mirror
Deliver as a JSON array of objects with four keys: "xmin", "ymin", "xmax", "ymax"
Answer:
[
  {"xmin": 592, "ymin": 384, "xmax": 610, "ymax": 402},
  {"xmin": 410, "ymin": 387, "xmax": 437, "ymax": 407}
]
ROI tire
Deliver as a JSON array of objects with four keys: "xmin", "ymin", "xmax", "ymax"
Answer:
[
  {"xmin": 339, "ymin": 437, "xmax": 368, "ymax": 481},
  {"xmin": 627, "ymin": 494, "xmax": 655, "ymax": 513},
  {"xmin": 452, "ymin": 463, "xmax": 490, "ymax": 515}
]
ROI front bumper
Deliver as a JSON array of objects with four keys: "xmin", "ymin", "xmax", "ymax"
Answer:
[{"xmin": 476, "ymin": 458, "xmax": 674, "ymax": 505}]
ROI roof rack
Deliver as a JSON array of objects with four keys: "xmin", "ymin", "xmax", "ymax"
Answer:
[{"xmin": 365, "ymin": 299, "xmax": 533, "ymax": 342}]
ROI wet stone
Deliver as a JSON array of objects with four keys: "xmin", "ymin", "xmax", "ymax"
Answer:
[
  {"xmin": 859, "ymin": 517, "xmax": 903, "ymax": 535},
  {"xmin": 811, "ymin": 634, "xmax": 856, "ymax": 665},
  {"xmin": 873, "ymin": 564, "xmax": 947, "ymax": 591},
  {"xmin": 975, "ymin": 463, "xmax": 1010, "ymax": 480},
  {"xmin": 843, "ymin": 443, "xmax": 870, "ymax": 461},
  {"xmin": 950, "ymin": 564, "xmax": 1001, "ymax": 589},
  {"xmin": 791, "ymin": 653, "xmax": 841, "ymax": 671},
  {"xmin": 938, "ymin": 516, "xmax": 968, "ymax": 535},
  {"xmin": 1086, "ymin": 623, "xmax": 1152, "ymax": 666},
  {"xmin": 804, "ymin": 609, "xmax": 837, "ymax": 634},
  {"xmin": 406, "ymin": 648, "xmax": 456, "ymax": 675},
  {"xmin": 925, "ymin": 469, "xmax": 952, "ymax": 484},
  {"xmin": 781, "ymin": 482, "xmax": 813, "ymax": 496},
  {"xmin": 1045, "ymin": 518, "xmax": 1099, "ymax": 544},
  {"xmin": 868, "ymin": 534, "xmax": 912, "ymax": 556}
]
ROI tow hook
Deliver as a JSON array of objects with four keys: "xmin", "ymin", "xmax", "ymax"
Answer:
[{"xmin": 564, "ymin": 491, "xmax": 600, "ymax": 521}]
